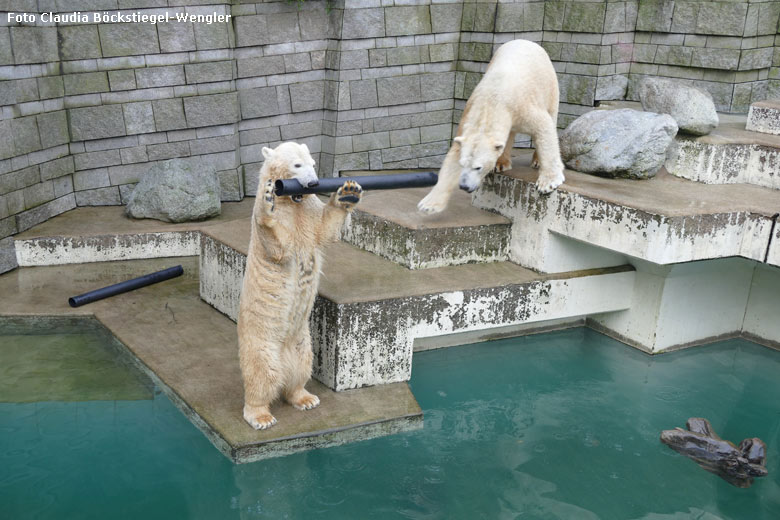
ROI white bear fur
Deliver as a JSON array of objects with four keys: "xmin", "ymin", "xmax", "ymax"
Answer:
[{"xmin": 418, "ymin": 39, "xmax": 565, "ymax": 214}]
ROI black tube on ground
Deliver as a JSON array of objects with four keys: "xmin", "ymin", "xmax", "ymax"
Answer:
[
  {"xmin": 68, "ymin": 265, "xmax": 184, "ymax": 308},
  {"xmin": 274, "ymin": 171, "xmax": 438, "ymax": 197}
]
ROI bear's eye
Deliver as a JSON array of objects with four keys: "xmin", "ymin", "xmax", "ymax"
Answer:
[{"xmin": 294, "ymin": 163, "xmax": 302, "ymax": 168}]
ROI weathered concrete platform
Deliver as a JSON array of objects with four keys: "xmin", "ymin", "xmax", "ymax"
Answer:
[
  {"xmin": 666, "ymin": 120, "xmax": 780, "ymax": 190},
  {"xmin": 746, "ymin": 100, "xmax": 780, "ymax": 136},
  {"xmin": 340, "ymin": 175, "xmax": 510, "ymax": 269},
  {"xmin": 0, "ymin": 257, "xmax": 422, "ymax": 463},
  {"xmin": 13, "ymin": 201, "xmax": 254, "ymax": 266},
  {"xmin": 199, "ymin": 219, "xmax": 635, "ymax": 390},
  {"xmin": 475, "ymin": 154, "xmax": 780, "ymax": 273}
]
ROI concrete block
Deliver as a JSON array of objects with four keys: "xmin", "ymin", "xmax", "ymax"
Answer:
[
  {"xmin": 120, "ymin": 146, "xmax": 149, "ymax": 164},
  {"xmin": 496, "ymin": 3, "xmax": 524, "ymax": 33},
  {"xmin": 334, "ymin": 151, "xmax": 369, "ymax": 172},
  {"xmin": 10, "ymin": 27, "xmax": 58, "ymax": 64},
  {"xmin": 99, "ymin": 24, "xmax": 160, "ymax": 58},
  {"xmin": 739, "ymin": 48, "xmax": 774, "ymax": 72},
  {"xmin": 37, "ymin": 76, "xmax": 64, "ymax": 100},
  {"xmin": 40, "ymin": 156, "xmax": 75, "ymax": 181},
  {"xmin": 377, "ymin": 76, "xmax": 421, "ymax": 106},
  {"xmin": 696, "ymin": 2, "xmax": 748, "ymax": 37},
  {"xmin": 74, "ymin": 149, "xmax": 122, "ymax": 171},
  {"xmin": 147, "ymin": 141, "xmax": 190, "ymax": 161},
  {"xmin": 158, "ymin": 21, "xmax": 197, "ymax": 53},
  {"xmin": 636, "ymin": 0, "xmax": 674, "ymax": 32},
  {"xmin": 342, "ymin": 8, "xmax": 385, "ymax": 39},
  {"xmin": 421, "ymin": 72, "xmax": 454, "ymax": 102},
  {"xmin": 0, "ymin": 165, "xmax": 39, "ymax": 195},
  {"xmin": 558, "ymin": 74, "xmax": 597, "ymax": 106},
  {"xmin": 184, "ymin": 92, "xmax": 239, "ymax": 128},
  {"xmin": 75, "ymin": 186, "xmax": 121, "ymax": 206},
  {"xmin": 0, "ymin": 219, "xmax": 17, "ymax": 242},
  {"xmin": 0, "ymin": 28, "xmax": 12, "ymax": 67},
  {"xmin": 420, "ymin": 123, "xmax": 451, "ymax": 143},
  {"xmin": 289, "ymin": 81, "xmax": 324, "ymax": 112},
  {"xmin": 239, "ymin": 86, "xmax": 281, "ymax": 119},
  {"xmin": 108, "ymin": 70, "xmax": 136, "ymax": 91},
  {"xmin": 185, "ymin": 61, "xmax": 233, "ymax": 84},
  {"xmin": 340, "ymin": 50, "xmax": 370, "ymax": 70},
  {"xmin": 69, "ymin": 105, "xmax": 126, "ymax": 142},
  {"xmin": 431, "ymin": 4, "xmax": 462, "ymax": 34},
  {"xmin": 284, "ymin": 53, "xmax": 312, "ymax": 73},
  {"xmin": 390, "ymin": 128, "xmax": 420, "ymax": 147},
  {"xmin": 74, "ymin": 168, "xmax": 110, "ymax": 191},
  {"xmin": 16, "ymin": 194, "xmax": 76, "ymax": 233},
  {"xmin": 386, "ymin": 6, "xmax": 432, "ymax": 37},
  {"xmin": 22, "ymin": 180, "xmax": 54, "ymax": 209},
  {"xmin": 63, "ymin": 72, "xmax": 109, "ymax": 96},
  {"xmin": 36, "ymin": 111, "xmax": 70, "ymax": 149},
  {"xmin": 299, "ymin": 10, "xmax": 332, "ymax": 41},
  {"xmin": 237, "ymin": 56, "xmax": 286, "ymax": 78},
  {"xmin": 234, "ymin": 15, "xmax": 268, "ymax": 47},
  {"xmin": 58, "ymin": 25, "xmax": 102, "ymax": 61},
  {"xmin": 52, "ymin": 175, "xmax": 73, "ymax": 198},
  {"xmin": 152, "ymin": 98, "xmax": 187, "ymax": 131},
  {"xmin": 135, "ymin": 66, "xmax": 185, "ymax": 89},
  {"xmin": 12, "ymin": 116, "xmax": 41, "ymax": 156},
  {"xmin": 349, "ymin": 79, "xmax": 379, "ymax": 110},
  {"xmin": 193, "ymin": 18, "xmax": 231, "ymax": 50},
  {"xmin": 352, "ymin": 131, "xmax": 390, "ymax": 152},
  {"xmin": 691, "ymin": 48, "xmax": 741, "ymax": 71},
  {"xmin": 122, "ymin": 101, "xmax": 156, "ymax": 135}
]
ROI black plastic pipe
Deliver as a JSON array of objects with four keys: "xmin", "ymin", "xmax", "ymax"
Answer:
[
  {"xmin": 274, "ymin": 171, "xmax": 438, "ymax": 197},
  {"xmin": 68, "ymin": 265, "xmax": 184, "ymax": 308}
]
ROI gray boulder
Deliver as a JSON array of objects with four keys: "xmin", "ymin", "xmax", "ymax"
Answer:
[
  {"xmin": 560, "ymin": 108, "xmax": 678, "ymax": 179},
  {"xmin": 639, "ymin": 77, "xmax": 718, "ymax": 135},
  {"xmin": 125, "ymin": 158, "xmax": 221, "ymax": 222}
]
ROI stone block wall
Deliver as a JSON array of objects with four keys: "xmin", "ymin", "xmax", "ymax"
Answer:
[{"xmin": 1, "ymin": 0, "xmax": 779, "ymax": 242}]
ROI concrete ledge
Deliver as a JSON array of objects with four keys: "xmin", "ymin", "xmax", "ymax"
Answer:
[
  {"xmin": 746, "ymin": 100, "xmax": 780, "ymax": 136},
  {"xmin": 473, "ymin": 162, "xmax": 780, "ymax": 273},
  {"xmin": 341, "ymin": 185, "xmax": 510, "ymax": 269},
  {"xmin": 14, "ymin": 201, "xmax": 254, "ymax": 266},
  {"xmin": 0, "ymin": 257, "xmax": 422, "ymax": 464},
  {"xmin": 666, "ymin": 126, "xmax": 780, "ymax": 190}
]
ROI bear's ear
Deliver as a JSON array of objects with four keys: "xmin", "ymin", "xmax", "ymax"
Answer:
[
  {"xmin": 453, "ymin": 136, "xmax": 464, "ymax": 146},
  {"xmin": 262, "ymin": 147, "xmax": 274, "ymax": 160},
  {"xmin": 300, "ymin": 143, "xmax": 310, "ymax": 154},
  {"xmin": 494, "ymin": 142, "xmax": 504, "ymax": 152}
]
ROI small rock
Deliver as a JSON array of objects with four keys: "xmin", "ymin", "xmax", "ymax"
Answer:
[
  {"xmin": 560, "ymin": 108, "xmax": 678, "ymax": 179},
  {"xmin": 125, "ymin": 158, "xmax": 221, "ymax": 223},
  {"xmin": 639, "ymin": 77, "xmax": 718, "ymax": 135}
]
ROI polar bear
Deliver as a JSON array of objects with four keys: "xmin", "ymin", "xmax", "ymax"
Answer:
[
  {"xmin": 237, "ymin": 142, "xmax": 362, "ymax": 430},
  {"xmin": 418, "ymin": 39, "xmax": 565, "ymax": 214}
]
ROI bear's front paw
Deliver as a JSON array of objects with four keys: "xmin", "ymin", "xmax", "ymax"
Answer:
[
  {"xmin": 530, "ymin": 151, "xmax": 540, "ymax": 169},
  {"xmin": 335, "ymin": 180, "xmax": 362, "ymax": 210},
  {"xmin": 417, "ymin": 192, "xmax": 446, "ymax": 214},
  {"xmin": 263, "ymin": 179, "xmax": 276, "ymax": 215},
  {"xmin": 289, "ymin": 389, "xmax": 320, "ymax": 411},
  {"xmin": 495, "ymin": 156, "xmax": 512, "ymax": 173},
  {"xmin": 244, "ymin": 404, "xmax": 277, "ymax": 430},
  {"xmin": 536, "ymin": 171, "xmax": 565, "ymax": 194}
]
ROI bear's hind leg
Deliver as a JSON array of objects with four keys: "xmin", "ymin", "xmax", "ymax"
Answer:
[
  {"xmin": 283, "ymin": 332, "xmax": 320, "ymax": 411},
  {"xmin": 240, "ymin": 338, "xmax": 283, "ymax": 430}
]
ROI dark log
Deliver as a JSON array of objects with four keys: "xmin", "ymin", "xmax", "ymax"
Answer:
[{"xmin": 660, "ymin": 417, "xmax": 767, "ymax": 488}]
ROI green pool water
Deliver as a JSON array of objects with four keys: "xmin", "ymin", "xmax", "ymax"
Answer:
[{"xmin": 1, "ymin": 322, "xmax": 779, "ymax": 519}]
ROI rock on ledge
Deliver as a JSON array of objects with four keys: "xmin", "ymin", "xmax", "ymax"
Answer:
[
  {"xmin": 639, "ymin": 77, "xmax": 719, "ymax": 136},
  {"xmin": 126, "ymin": 158, "xmax": 221, "ymax": 223},
  {"xmin": 560, "ymin": 108, "xmax": 678, "ymax": 179}
]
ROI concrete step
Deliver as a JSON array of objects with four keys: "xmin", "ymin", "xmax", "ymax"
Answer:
[
  {"xmin": 666, "ymin": 121, "xmax": 780, "ymax": 190},
  {"xmin": 746, "ymin": 100, "xmax": 780, "ymax": 136},
  {"xmin": 340, "ymin": 181, "xmax": 511, "ymax": 269},
  {"xmin": 0, "ymin": 257, "xmax": 422, "ymax": 464},
  {"xmin": 199, "ymin": 219, "xmax": 635, "ymax": 391},
  {"xmin": 473, "ymin": 160, "xmax": 780, "ymax": 273}
]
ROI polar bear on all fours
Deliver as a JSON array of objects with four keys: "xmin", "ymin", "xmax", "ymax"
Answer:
[{"xmin": 417, "ymin": 39, "xmax": 565, "ymax": 214}]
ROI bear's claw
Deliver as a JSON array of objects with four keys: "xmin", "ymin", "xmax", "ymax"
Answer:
[
  {"xmin": 336, "ymin": 180, "xmax": 362, "ymax": 210},
  {"xmin": 536, "ymin": 172, "xmax": 565, "ymax": 194},
  {"xmin": 417, "ymin": 193, "xmax": 446, "ymax": 214},
  {"xmin": 245, "ymin": 412, "xmax": 277, "ymax": 430}
]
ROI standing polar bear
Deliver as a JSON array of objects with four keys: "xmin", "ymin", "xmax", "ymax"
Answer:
[
  {"xmin": 418, "ymin": 39, "xmax": 565, "ymax": 214},
  {"xmin": 237, "ymin": 142, "xmax": 362, "ymax": 430}
]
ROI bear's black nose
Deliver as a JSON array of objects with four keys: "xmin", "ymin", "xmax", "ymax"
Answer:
[{"xmin": 307, "ymin": 180, "xmax": 319, "ymax": 187}]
